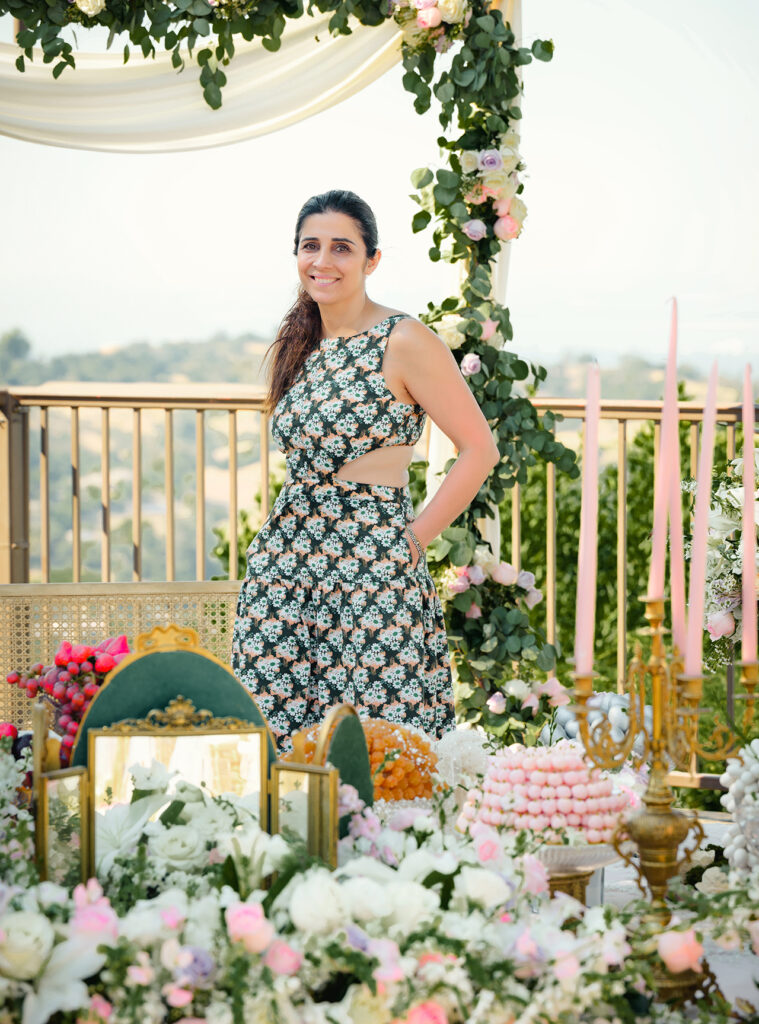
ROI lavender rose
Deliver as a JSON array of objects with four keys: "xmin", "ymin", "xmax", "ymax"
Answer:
[
  {"xmin": 462, "ymin": 219, "xmax": 487, "ymax": 241},
  {"xmin": 477, "ymin": 150, "xmax": 503, "ymax": 172},
  {"xmin": 460, "ymin": 353, "xmax": 481, "ymax": 377}
]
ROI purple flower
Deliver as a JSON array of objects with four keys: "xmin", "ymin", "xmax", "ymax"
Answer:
[
  {"xmin": 517, "ymin": 570, "xmax": 535, "ymax": 589},
  {"xmin": 178, "ymin": 947, "xmax": 216, "ymax": 988},
  {"xmin": 462, "ymin": 219, "xmax": 487, "ymax": 241},
  {"xmin": 461, "ymin": 352, "xmax": 481, "ymax": 377},
  {"xmin": 346, "ymin": 924, "xmax": 370, "ymax": 952},
  {"xmin": 478, "ymin": 149, "xmax": 503, "ymax": 172}
]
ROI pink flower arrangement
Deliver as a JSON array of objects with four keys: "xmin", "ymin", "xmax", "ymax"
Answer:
[
  {"xmin": 458, "ymin": 740, "xmax": 632, "ymax": 845},
  {"xmin": 225, "ymin": 902, "xmax": 275, "ymax": 954}
]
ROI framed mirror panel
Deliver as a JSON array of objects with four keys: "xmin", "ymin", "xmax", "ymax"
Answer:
[
  {"xmin": 40, "ymin": 767, "xmax": 89, "ymax": 887},
  {"xmin": 270, "ymin": 761, "xmax": 339, "ymax": 867}
]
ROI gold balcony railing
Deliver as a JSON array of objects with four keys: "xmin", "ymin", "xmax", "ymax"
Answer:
[{"xmin": 1, "ymin": 383, "xmax": 756, "ymax": 697}]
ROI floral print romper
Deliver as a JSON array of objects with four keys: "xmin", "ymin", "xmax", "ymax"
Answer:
[{"xmin": 231, "ymin": 314, "xmax": 456, "ymax": 752}]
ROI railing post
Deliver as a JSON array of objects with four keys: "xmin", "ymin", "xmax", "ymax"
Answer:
[{"xmin": 0, "ymin": 392, "xmax": 30, "ymax": 583}]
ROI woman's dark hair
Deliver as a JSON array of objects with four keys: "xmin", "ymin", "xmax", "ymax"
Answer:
[{"xmin": 264, "ymin": 190, "xmax": 379, "ymax": 415}]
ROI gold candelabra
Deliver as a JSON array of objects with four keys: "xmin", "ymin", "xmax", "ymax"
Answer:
[{"xmin": 573, "ymin": 597, "xmax": 758, "ymax": 1004}]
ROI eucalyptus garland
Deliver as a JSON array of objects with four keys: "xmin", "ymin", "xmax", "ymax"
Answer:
[{"xmin": 7, "ymin": 0, "xmax": 579, "ymax": 731}]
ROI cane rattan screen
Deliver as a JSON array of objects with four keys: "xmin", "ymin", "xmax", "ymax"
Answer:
[{"xmin": 0, "ymin": 582, "xmax": 242, "ymax": 728}]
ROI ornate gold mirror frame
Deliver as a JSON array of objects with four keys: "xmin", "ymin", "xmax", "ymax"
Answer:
[{"xmin": 270, "ymin": 761, "xmax": 339, "ymax": 867}]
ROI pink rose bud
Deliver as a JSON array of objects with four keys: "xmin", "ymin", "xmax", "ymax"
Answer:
[
  {"xmin": 493, "ymin": 198, "xmax": 512, "ymax": 217},
  {"xmin": 487, "ymin": 692, "xmax": 507, "ymax": 714},
  {"xmin": 460, "ymin": 353, "xmax": 481, "ymax": 377},
  {"xmin": 480, "ymin": 317, "xmax": 497, "ymax": 340},
  {"xmin": 494, "ymin": 215, "xmax": 520, "ymax": 240},
  {"xmin": 416, "ymin": 6, "xmax": 442, "ymax": 27},
  {"xmin": 658, "ymin": 929, "xmax": 704, "ymax": 974},
  {"xmin": 448, "ymin": 575, "xmax": 470, "ymax": 594},
  {"xmin": 263, "ymin": 940, "xmax": 303, "ymax": 975},
  {"xmin": 491, "ymin": 561, "xmax": 518, "ymax": 586},
  {"xmin": 521, "ymin": 693, "xmax": 539, "ymax": 716},
  {"xmin": 705, "ymin": 610, "xmax": 735, "ymax": 640},
  {"xmin": 462, "ymin": 219, "xmax": 487, "ymax": 241},
  {"xmin": 466, "ymin": 564, "xmax": 486, "ymax": 585},
  {"xmin": 465, "ymin": 602, "xmax": 482, "ymax": 619}
]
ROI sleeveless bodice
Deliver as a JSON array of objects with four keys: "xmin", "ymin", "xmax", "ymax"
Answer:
[{"xmin": 271, "ymin": 314, "xmax": 427, "ymax": 481}]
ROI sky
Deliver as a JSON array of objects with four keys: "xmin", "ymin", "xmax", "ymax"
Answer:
[{"xmin": 1, "ymin": 0, "xmax": 758, "ymax": 374}]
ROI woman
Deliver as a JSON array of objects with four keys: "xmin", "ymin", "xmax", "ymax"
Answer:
[{"xmin": 232, "ymin": 189, "xmax": 499, "ymax": 752}]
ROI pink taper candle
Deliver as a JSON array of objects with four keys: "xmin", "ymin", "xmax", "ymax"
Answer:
[
  {"xmin": 742, "ymin": 364, "xmax": 757, "ymax": 662},
  {"xmin": 575, "ymin": 364, "xmax": 600, "ymax": 674},
  {"xmin": 685, "ymin": 362, "xmax": 719, "ymax": 675},
  {"xmin": 648, "ymin": 298, "xmax": 678, "ymax": 600},
  {"xmin": 666, "ymin": 302, "xmax": 687, "ymax": 652}
]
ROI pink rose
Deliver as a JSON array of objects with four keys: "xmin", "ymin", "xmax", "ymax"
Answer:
[
  {"xmin": 658, "ymin": 929, "xmax": 703, "ymax": 974},
  {"xmin": 521, "ymin": 854, "xmax": 549, "ymax": 895},
  {"xmin": 405, "ymin": 1002, "xmax": 448, "ymax": 1024},
  {"xmin": 460, "ymin": 353, "xmax": 481, "ymax": 377},
  {"xmin": 225, "ymin": 902, "xmax": 274, "ymax": 954},
  {"xmin": 263, "ymin": 940, "xmax": 303, "ymax": 975},
  {"xmin": 524, "ymin": 588, "xmax": 543, "ymax": 609},
  {"xmin": 521, "ymin": 693, "xmax": 539, "ymax": 716},
  {"xmin": 77, "ymin": 994, "xmax": 113, "ymax": 1024},
  {"xmin": 162, "ymin": 985, "xmax": 194, "ymax": 1009},
  {"xmin": 487, "ymin": 692, "xmax": 507, "ymax": 714},
  {"xmin": 480, "ymin": 317, "xmax": 497, "ymax": 340},
  {"xmin": 705, "ymin": 610, "xmax": 735, "ymax": 640},
  {"xmin": 493, "ymin": 198, "xmax": 511, "ymax": 217},
  {"xmin": 478, "ymin": 150, "xmax": 503, "ymax": 171},
  {"xmin": 466, "ymin": 564, "xmax": 486, "ymax": 585},
  {"xmin": 448, "ymin": 575, "xmax": 470, "ymax": 594},
  {"xmin": 465, "ymin": 602, "xmax": 482, "ymax": 619},
  {"xmin": 72, "ymin": 903, "xmax": 119, "ymax": 940},
  {"xmin": 554, "ymin": 953, "xmax": 580, "ymax": 980},
  {"xmin": 416, "ymin": 6, "xmax": 442, "ymax": 27},
  {"xmin": 462, "ymin": 219, "xmax": 487, "ymax": 241},
  {"xmin": 494, "ymin": 215, "xmax": 520, "ymax": 241},
  {"xmin": 491, "ymin": 561, "xmax": 518, "ymax": 586}
]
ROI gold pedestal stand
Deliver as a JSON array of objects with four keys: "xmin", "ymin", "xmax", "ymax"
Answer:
[
  {"xmin": 548, "ymin": 869, "xmax": 594, "ymax": 903},
  {"xmin": 573, "ymin": 597, "xmax": 757, "ymax": 1006}
]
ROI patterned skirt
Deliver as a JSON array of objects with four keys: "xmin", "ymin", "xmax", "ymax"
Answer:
[{"xmin": 231, "ymin": 471, "xmax": 455, "ymax": 753}]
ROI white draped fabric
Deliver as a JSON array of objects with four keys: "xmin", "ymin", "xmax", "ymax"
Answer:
[{"xmin": 0, "ymin": 14, "xmax": 402, "ymax": 152}]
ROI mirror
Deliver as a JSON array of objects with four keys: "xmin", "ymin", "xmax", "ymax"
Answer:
[
  {"xmin": 87, "ymin": 696, "xmax": 267, "ymax": 877},
  {"xmin": 270, "ymin": 761, "xmax": 339, "ymax": 867},
  {"xmin": 40, "ymin": 767, "xmax": 88, "ymax": 887}
]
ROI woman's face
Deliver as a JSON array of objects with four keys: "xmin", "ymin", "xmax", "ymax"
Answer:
[{"xmin": 296, "ymin": 210, "xmax": 380, "ymax": 306}]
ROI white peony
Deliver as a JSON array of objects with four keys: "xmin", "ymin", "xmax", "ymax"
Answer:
[
  {"xmin": 289, "ymin": 871, "xmax": 348, "ymax": 934},
  {"xmin": 383, "ymin": 880, "xmax": 439, "ymax": 930},
  {"xmin": 504, "ymin": 679, "xmax": 530, "ymax": 701},
  {"xmin": 436, "ymin": 314, "xmax": 465, "ymax": 351},
  {"xmin": 95, "ymin": 793, "xmax": 168, "ymax": 876},
  {"xmin": 452, "ymin": 866, "xmax": 511, "ymax": 910},
  {"xmin": 149, "ymin": 824, "xmax": 208, "ymax": 870},
  {"xmin": 0, "ymin": 910, "xmax": 55, "ymax": 979},
  {"xmin": 74, "ymin": 0, "xmax": 105, "ymax": 14},
  {"xmin": 460, "ymin": 150, "xmax": 480, "ymax": 174},
  {"xmin": 695, "ymin": 866, "xmax": 731, "ymax": 895},
  {"xmin": 437, "ymin": 0, "xmax": 467, "ymax": 22},
  {"xmin": 341, "ymin": 877, "xmax": 388, "ymax": 922}
]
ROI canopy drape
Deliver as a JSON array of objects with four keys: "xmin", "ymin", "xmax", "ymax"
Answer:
[{"xmin": 0, "ymin": 15, "xmax": 402, "ymax": 152}]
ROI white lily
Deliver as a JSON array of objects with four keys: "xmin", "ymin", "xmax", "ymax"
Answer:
[
  {"xmin": 21, "ymin": 936, "xmax": 106, "ymax": 1024},
  {"xmin": 95, "ymin": 793, "xmax": 168, "ymax": 875}
]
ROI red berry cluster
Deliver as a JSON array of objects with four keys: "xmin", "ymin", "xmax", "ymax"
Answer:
[{"xmin": 6, "ymin": 636, "xmax": 129, "ymax": 766}]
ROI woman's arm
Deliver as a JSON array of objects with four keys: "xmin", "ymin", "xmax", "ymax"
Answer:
[{"xmin": 389, "ymin": 318, "xmax": 501, "ymax": 549}]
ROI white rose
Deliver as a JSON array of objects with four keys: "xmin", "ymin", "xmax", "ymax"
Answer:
[
  {"xmin": 508, "ymin": 197, "xmax": 526, "ymax": 227},
  {"xmin": 497, "ymin": 149, "xmax": 520, "ymax": 174},
  {"xmin": 0, "ymin": 911, "xmax": 55, "ymax": 979},
  {"xmin": 341, "ymin": 877, "xmax": 388, "ymax": 922},
  {"xmin": 437, "ymin": 0, "xmax": 466, "ymax": 22},
  {"xmin": 499, "ymin": 129, "xmax": 520, "ymax": 150},
  {"xmin": 384, "ymin": 880, "xmax": 439, "ymax": 930},
  {"xmin": 436, "ymin": 314, "xmax": 465, "ymax": 351},
  {"xmin": 289, "ymin": 871, "xmax": 348, "ymax": 934},
  {"xmin": 129, "ymin": 758, "xmax": 174, "ymax": 793},
  {"xmin": 504, "ymin": 679, "xmax": 530, "ymax": 701},
  {"xmin": 483, "ymin": 172, "xmax": 518, "ymax": 205},
  {"xmin": 696, "ymin": 866, "xmax": 731, "ymax": 896},
  {"xmin": 149, "ymin": 824, "xmax": 208, "ymax": 870},
  {"xmin": 74, "ymin": 0, "xmax": 106, "ymax": 13},
  {"xmin": 473, "ymin": 544, "xmax": 499, "ymax": 576},
  {"xmin": 460, "ymin": 150, "xmax": 480, "ymax": 174},
  {"xmin": 452, "ymin": 866, "xmax": 511, "ymax": 910}
]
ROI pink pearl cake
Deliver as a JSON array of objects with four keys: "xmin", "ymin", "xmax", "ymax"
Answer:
[{"xmin": 457, "ymin": 740, "xmax": 630, "ymax": 844}]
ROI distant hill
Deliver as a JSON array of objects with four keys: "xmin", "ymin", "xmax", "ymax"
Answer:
[{"xmin": 1, "ymin": 327, "xmax": 741, "ymax": 402}]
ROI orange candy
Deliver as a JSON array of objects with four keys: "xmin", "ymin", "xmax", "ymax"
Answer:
[{"xmin": 285, "ymin": 717, "xmax": 438, "ymax": 802}]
